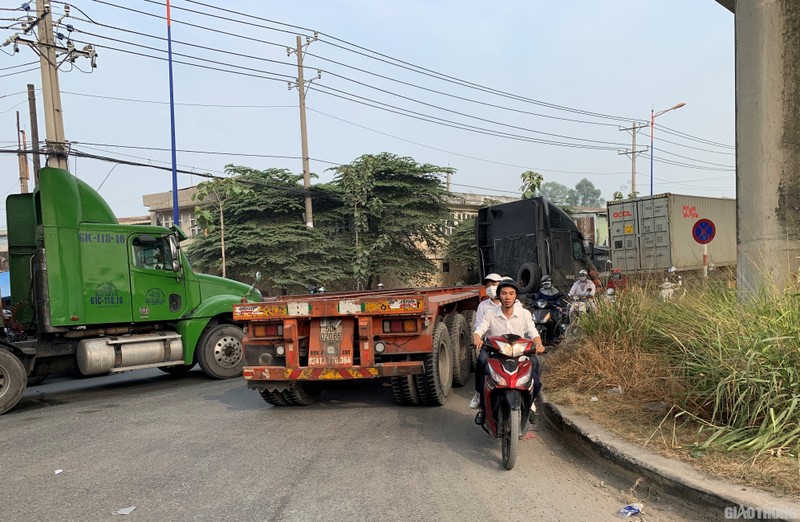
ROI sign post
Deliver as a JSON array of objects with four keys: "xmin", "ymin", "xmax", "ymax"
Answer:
[{"xmin": 692, "ymin": 218, "xmax": 716, "ymax": 278}]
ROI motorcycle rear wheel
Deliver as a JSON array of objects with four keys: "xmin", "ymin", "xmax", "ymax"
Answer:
[{"xmin": 502, "ymin": 405, "xmax": 521, "ymax": 470}]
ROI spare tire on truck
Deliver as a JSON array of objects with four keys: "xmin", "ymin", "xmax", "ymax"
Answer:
[{"xmin": 517, "ymin": 262, "xmax": 542, "ymax": 294}]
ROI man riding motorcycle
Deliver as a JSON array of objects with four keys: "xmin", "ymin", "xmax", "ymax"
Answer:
[
  {"xmin": 567, "ymin": 269, "xmax": 597, "ymax": 317},
  {"xmin": 533, "ymin": 275, "xmax": 567, "ymax": 342},
  {"xmin": 472, "ymin": 278, "xmax": 544, "ymax": 426}
]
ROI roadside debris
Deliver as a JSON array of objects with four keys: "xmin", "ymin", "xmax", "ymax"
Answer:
[
  {"xmin": 54, "ymin": 469, "xmax": 63, "ymax": 475},
  {"xmin": 590, "ymin": 396, "xmax": 599, "ymax": 402},
  {"xmin": 616, "ymin": 502, "xmax": 642, "ymax": 518},
  {"xmin": 114, "ymin": 507, "xmax": 136, "ymax": 516},
  {"xmin": 607, "ymin": 385, "xmax": 624, "ymax": 394}
]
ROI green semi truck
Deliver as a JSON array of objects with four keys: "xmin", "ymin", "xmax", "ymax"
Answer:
[{"xmin": 0, "ymin": 167, "xmax": 260, "ymax": 414}]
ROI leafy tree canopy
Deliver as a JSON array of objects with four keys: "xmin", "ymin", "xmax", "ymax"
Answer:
[
  {"xmin": 574, "ymin": 178, "xmax": 604, "ymax": 207},
  {"xmin": 519, "ymin": 170, "xmax": 543, "ymax": 199}
]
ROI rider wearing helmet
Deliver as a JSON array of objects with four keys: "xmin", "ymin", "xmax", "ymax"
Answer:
[
  {"xmin": 535, "ymin": 275, "xmax": 564, "ymax": 305},
  {"xmin": 472, "ymin": 277, "xmax": 543, "ymax": 425},
  {"xmin": 666, "ymin": 266, "xmax": 682, "ymax": 286},
  {"xmin": 606, "ymin": 268, "xmax": 628, "ymax": 292},
  {"xmin": 568, "ymin": 269, "xmax": 596, "ymax": 299}
]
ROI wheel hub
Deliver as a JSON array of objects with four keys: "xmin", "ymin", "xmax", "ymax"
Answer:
[{"xmin": 213, "ymin": 336, "xmax": 243, "ymax": 368}]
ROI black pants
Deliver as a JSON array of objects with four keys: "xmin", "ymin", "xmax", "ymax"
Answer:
[{"xmin": 475, "ymin": 348, "xmax": 541, "ymax": 411}]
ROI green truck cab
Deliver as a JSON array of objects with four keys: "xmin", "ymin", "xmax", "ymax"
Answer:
[{"xmin": 0, "ymin": 167, "xmax": 260, "ymax": 414}]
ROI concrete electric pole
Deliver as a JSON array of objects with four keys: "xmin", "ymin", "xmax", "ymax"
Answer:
[
  {"xmin": 288, "ymin": 33, "xmax": 321, "ymax": 229},
  {"xmin": 2, "ymin": 2, "xmax": 97, "ymax": 171},
  {"xmin": 618, "ymin": 122, "xmax": 648, "ymax": 197},
  {"xmin": 27, "ymin": 84, "xmax": 42, "ymax": 184}
]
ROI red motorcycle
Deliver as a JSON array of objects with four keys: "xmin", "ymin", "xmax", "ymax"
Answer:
[{"xmin": 479, "ymin": 334, "xmax": 539, "ymax": 470}]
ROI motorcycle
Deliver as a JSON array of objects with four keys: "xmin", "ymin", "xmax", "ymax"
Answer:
[
  {"xmin": 478, "ymin": 333, "xmax": 539, "ymax": 470},
  {"xmin": 530, "ymin": 299, "xmax": 567, "ymax": 345},
  {"xmin": 658, "ymin": 279, "xmax": 684, "ymax": 301},
  {"xmin": 567, "ymin": 294, "xmax": 595, "ymax": 321}
]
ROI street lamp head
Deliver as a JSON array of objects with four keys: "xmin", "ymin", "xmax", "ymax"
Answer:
[{"xmin": 672, "ymin": 102, "xmax": 687, "ymax": 110}]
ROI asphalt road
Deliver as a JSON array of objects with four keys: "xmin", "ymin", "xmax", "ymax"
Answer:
[{"xmin": 1, "ymin": 371, "xmax": 696, "ymax": 521}]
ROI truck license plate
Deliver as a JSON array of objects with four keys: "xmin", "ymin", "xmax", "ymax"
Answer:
[{"xmin": 309, "ymin": 319, "xmax": 352, "ymax": 367}]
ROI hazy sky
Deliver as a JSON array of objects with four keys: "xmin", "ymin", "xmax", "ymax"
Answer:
[{"xmin": 0, "ymin": 1, "xmax": 735, "ymax": 230}]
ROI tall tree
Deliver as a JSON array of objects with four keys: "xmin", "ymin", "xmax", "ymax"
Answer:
[
  {"xmin": 445, "ymin": 216, "xmax": 477, "ymax": 270},
  {"xmin": 519, "ymin": 170, "xmax": 543, "ymax": 199},
  {"xmin": 540, "ymin": 181, "xmax": 577, "ymax": 207},
  {"xmin": 192, "ymin": 175, "xmax": 252, "ymax": 278},
  {"xmin": 331, "ymin": 153, "xmax": 454, "ymax": 289},
  {"xmin": 574, "ymin": 178, "xmax": 604, "ymax": 207},
  {"xmin": 188, "ymin": 166, "xmax": 349, "ymax": 294}
]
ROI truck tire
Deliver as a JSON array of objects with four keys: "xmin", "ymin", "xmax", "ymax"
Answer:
[
  {"xmin": 391, "ymin": 375, "xmax": 421, "ymax": 405},
  {"xmin": 517, "ymin": 262, "xmax": 542, "ymax": 294},
  {"xmin": 415, "ymin": 322, "xmax": 452, "ymax": 406},
  {"xmin": 0, "ymin": 348, "xmax": 27, "ymax": 415},
  {"xmin": 259, "ymin": 388, "xmax": 289, "ymax": 406},
  {"xmin": 282, "ymin": 382, "xmax": 320, "ymax": 406},
  {"xmin": 158, "ymin": 362, "xmax": 197, "ymax": 375},
  {"xmin": 462, "ymin": 309, "xmax": 477, "ymax": 372},
  {"xmin": 197, "ymin": 324, "xmax": 245, "ymax": 380},
  {"xmin": 444, "ymin": 313, "xmax": 470, "ymax": 387}
]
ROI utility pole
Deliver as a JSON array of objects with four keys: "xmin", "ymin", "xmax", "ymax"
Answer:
[
  {"xmin": 289, "ymin": 33, "xmax": 320, "ymax": 229},
  {"xmin": 27, "ymin": 84, "xmax": 41, "ymax": 184},
  {"xmin": 618, "ymin": 122, "xmax": 648, "ymax": 197},
  {"xmin": 2, "ymin": 2, "xmax": 97, "ymax": 170},
  {"xmin": 16, "ymin": 111, "xmax": 30, "ymax": 193},
  {"xmin": 36, "ymin": 0, "xmax": 67, "ymax": 170}
]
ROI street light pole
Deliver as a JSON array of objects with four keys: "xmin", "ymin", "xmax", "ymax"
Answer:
[{"xmin": 649, "ymin": 102, "xmax": 686, "ymax": 195}]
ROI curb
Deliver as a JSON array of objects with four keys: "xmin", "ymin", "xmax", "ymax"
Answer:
[{"xmin": 542, "ymin": 398, "xmax": 800, "ymax": 522}]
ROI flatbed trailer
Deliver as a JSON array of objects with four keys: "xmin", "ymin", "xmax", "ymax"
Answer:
[{"xmin": 232, "ymin": 286, "xmax": 483, "ymax": 406}]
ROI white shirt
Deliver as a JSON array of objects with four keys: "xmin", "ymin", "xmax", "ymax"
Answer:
[
  {"xmin": 568, "ymin": 279, "xmax": 596, "ymax": 298},
  {"xmin": 475, "ymin": 298, "xmax": 526, "ymax": 329},
  {"xmin": 473, "ymin": 304, "xmax": 540, "ymax": 340}
]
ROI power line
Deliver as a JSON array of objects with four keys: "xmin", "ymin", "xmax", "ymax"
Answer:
[{"xmin": 62, "ymin": 90, "xmax": 295, "ymax": 109}]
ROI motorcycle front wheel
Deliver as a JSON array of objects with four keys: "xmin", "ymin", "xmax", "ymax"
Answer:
[{"xmin": 502, "ymin": 404, "xmax": 521, "ymax": 470}]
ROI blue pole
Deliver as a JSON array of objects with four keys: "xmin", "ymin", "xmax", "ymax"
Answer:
[
  {"xmin": 649, "ymin": 109, "xmax": 654, "ymax": 197},
  {"xmin": 166, "ymin": 1, "xmax": 179, "ymax": 226}
]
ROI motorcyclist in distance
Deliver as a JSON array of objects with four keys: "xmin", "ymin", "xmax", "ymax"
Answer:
[
  {"xmin": 535, "ymin": 275, "xmax": 564, "ymax": 305},
  {"xmin": 606, "ymin": 268, "xmax": 628, "ymax": 292},
  {"xmin": 568, "ymin": 269, "xmax": 596, "ymax": 299}
]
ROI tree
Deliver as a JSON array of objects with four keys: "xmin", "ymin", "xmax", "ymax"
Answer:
[
  {"xmin": 331, "ymin": 153, "xmax": 454, "ymax": 289},
  {"xmin": 188, "ymin": 166, "xmax": 349, "ymax": 294},
  {"xmin": 574, "ymin": 178, "xmax": 604, "ymax": 207},
  {"xmin": 519, "ymin": 170, "xmax": 543, "ymax": 199},
  {"xmin": 540, "ymin": 181, "xmax": 578, "ymax": 207},
  {"xmin": 612, "ymin": 191, "xmax": 624, "ymax": 202},
  {"xmin": 445, "ymin": 216, "xmax": 477, "ymax": 278},
  {"xmin": 192, "ymin": 175, "xmax": 252, "ymax": 278}
]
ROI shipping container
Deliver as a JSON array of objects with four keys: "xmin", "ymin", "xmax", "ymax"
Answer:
[{"xmin": 607, "ymin": 194, "xmax": 736, "ymax": 273}]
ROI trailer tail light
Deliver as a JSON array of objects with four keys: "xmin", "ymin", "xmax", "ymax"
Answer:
[
  {"xmin": 382, "ymin": 318, "xmax": 418, "ymax": 334},
  {"xmin": 252, "ymin": 323, "xmax": 284, "ymax": 338}
]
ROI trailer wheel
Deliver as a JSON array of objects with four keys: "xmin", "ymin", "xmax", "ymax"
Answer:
[
  {"xmin": 462, "ymin": 310, "xmax": 477, "ymax": 372},
  {"xmin": 517, "ymin": 262, "xmax": 542, "ymax": 294},
  {"xmin": 0, "ymin": 348, "xmax": 27, "ymax": 415},
  {"xmin": 282, "ymin": 382, "xmax": 320, "ymax": 406},
  {"xmin": 445, "ymin": 313, "xmax": 470, "ymax": 387},
  {"xmin": 197, "ymin": 324, "xmax": 245, "ymax": 379},
  {"xmin": 259, "ymin": 388, "xmax": 289, "ymax": 406},
  {"xmin": 391, "ymin": 375, "xmax": 421, "ymax": 405},
  {"xmin": 158, "ymin": 362, "xmax": 197, "ymax": 375},
  {"xmin": 416, "ymin": 322, "xmax": 452, "ymax": 406}
]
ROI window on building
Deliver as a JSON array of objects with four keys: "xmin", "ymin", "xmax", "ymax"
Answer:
[{"xmin": 442, "ymin": 262, "xmax": 450, "ymax": 273}]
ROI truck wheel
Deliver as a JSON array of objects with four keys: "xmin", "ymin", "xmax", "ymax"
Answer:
[
  {"xmin": 158, "ymin": 362, "xmax": 197, "ymax": 375},
  {"xmin": 259, "ymin": 388, "xmax": 289, "ymax": 406},
  {"xmin": 445, "ymin": 313, "xmax": 470, "ymax": 387},
  {"xmin": 197, "ymin": 324, "xmax": 245, "ymax": 379},
  {"xmin": 416, "ymin": 322, "xmax": 452, "ymax": 406},
  {"xmin": 0, "ymin": 349, "xmax": 27, "ymax": 415},
  {"xmin": 462, "ymin": 310, "xmax": 477, "ymax": 372},
  {"xmin": 391, "ymin": 375, "xmax": 421, "ymax": 405},
  {"xmin": 517, "ymin": 262, "xmax": 542, "ymax": 294},
  {"xmin": 282, "ymin": 382, "xmax": 320, "ymax": 406}
]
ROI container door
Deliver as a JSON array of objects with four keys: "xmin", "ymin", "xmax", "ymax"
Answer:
[
  {"xmin": 639, "ymin": 198, "xmax": 671, "ymax": 271},
  {"xmin": 129, "ymin": 234, "xmax": 187, "ymax": 321},
  {"xmin": 608, "ymin": 202, "xmax": 639, "ymax": 271}
]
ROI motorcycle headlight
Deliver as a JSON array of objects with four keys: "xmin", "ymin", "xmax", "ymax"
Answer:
[
  {"xmin": 486, "ymin": 364, "xmax": 507, "ymax": 386},
  {"xmin": 542, "ymin": 312, "xmax": 551, "ymax": 323},
  {"xmin": 495, "ymin": 340, "xmax": 513, "ymax": 357},
  {"xmin": 512, "ymin": 341, "xmax": 530, "ymax": 357}
]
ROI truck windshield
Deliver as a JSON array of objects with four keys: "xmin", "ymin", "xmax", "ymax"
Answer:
[{"xmin": 132, "ymin": 237, "xmax": 176, "ymax": 271}]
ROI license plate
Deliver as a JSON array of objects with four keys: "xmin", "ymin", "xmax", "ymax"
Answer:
[{"xmin": 309, "ymin": 319, "xmax": 352, "ymax": 367}]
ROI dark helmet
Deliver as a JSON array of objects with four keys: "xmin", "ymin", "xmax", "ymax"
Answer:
[
  {"xmin": 541, "ymin": 275, "xmax": 552, "ymax": 283},
  {"xmin": 496, "ymin": 277, "xmax": 519, "ymax": 295}
]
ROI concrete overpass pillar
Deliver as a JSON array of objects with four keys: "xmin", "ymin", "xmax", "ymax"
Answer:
[{"xmin": 735, "ymin": 0, "xmax": 800, "ymax": 294}]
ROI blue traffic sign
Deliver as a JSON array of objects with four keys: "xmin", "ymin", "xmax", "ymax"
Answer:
[{"xmin": 693, "ymin": 218, "xmax": 716, "ymax": 244}]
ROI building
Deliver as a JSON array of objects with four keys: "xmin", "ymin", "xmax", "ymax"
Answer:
[
  {"xmin": 142, "ymin": 186, "xmax": 203, "ymax": 246},
  {"xmin": 571, "ymin": 207, "xmax": 609, "ymax": 247}
]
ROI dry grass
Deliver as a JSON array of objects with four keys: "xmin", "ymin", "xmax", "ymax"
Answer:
[{"xmin": 546, "ymin": 342, "xmax": 800, "ymax": 498}]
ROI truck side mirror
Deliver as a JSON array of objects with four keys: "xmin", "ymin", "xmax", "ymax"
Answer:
[{"xmin": 169, "ymin": 236, "xmax": 182, "ymax": 274}]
